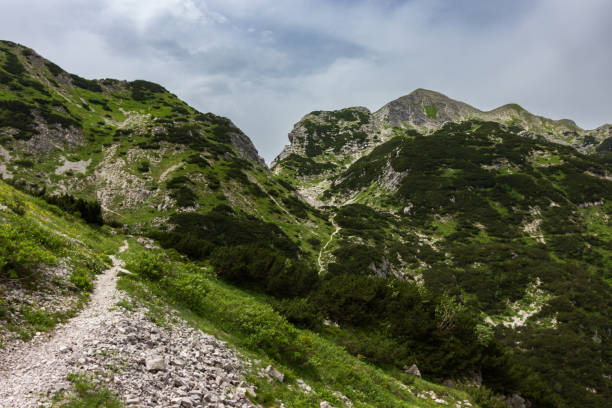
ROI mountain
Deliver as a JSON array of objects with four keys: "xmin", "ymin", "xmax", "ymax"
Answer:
[
  {"xmin": 273, "ymin": 89, "xmax": 612, "ymax": 207},
  {"xmin": 273, "ymin": 92, "xmax": 612, "ymax": 407},
  {"xmin": 0, "ymin": 40, "xmax": 332, "ymax": 265},
  {"xmin": 1, "ymin": 40, "xmax": 611, "ymax": 408}
]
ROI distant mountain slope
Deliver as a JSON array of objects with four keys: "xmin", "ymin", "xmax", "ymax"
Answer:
[
  {"xmin": 273, "ymin": 89, "xmax": 612, "ymax": 207},
  {"xmin": 273, "ymin": 99, "xmax": 612, "ymax": 407}
]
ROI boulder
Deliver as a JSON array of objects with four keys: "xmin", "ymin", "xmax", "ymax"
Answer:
[
  {"xmin": 265, "ymin": 365, "xmax": 284, "ymax": 382},
  {"xmin": 145, "ymin": 355, "xmax": 166, "ymax": 372},
  {"xmin": 404, "ymin": 364, "xmax": 421, "ymax": 378},
  {"xmin": 505, "ymin": 394, "xmax": 531, "ymax": 408}
]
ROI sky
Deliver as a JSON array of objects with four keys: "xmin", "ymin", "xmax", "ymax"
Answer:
[{"xmin": 1, "ymin": 0, "xmax": 611, "ymax": 163}]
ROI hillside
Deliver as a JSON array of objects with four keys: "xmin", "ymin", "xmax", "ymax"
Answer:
[
  {"xmin": 273, "ymin": 97, "xmax": 612, "ymax": 407},
  {"xmin": 0, "ymin": 176, "xmax": 484, "ymax": 407},
  {"xmin": 1, "ymin": 40, "xmax": 611, "ymax": 408},
  {"xmin": 0, "ymin": 40, "xmax": 330, "ymax": 266}
]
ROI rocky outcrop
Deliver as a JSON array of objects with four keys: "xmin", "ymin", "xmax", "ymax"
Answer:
[
  {"xmin": 273, "ymin": 106, "xmax": 376, "ymax": 166},
  {"xmin": 229, "ymin": 125, "xmax": 267, "ymax": 167},
  {"xmin": 404, "ymin": 364, "xmax": 421, "ymax": 378},
  {"xmin": 373, "ymin": 88, "xmax": 478, "ymax": 129}
]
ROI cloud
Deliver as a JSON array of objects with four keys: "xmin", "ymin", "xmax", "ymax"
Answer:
[{"xmin": 0, "ymin": 0, "xmax": 611, "ymax": 162}]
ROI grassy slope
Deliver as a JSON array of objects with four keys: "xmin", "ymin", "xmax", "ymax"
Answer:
[{"xmin": 0, "ymin": 180, "xmax": 121, "ymax": 343}]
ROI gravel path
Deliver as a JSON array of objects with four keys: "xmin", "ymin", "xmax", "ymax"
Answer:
[
  {"xmin": 318, "ymin": 215, "xmax": 340, "ymax": 274},
  {"xmin": 0, "ymin": 241, "xmax": 129, "ymax": 407},
  {"xmin": 0, "ymin": 241, "xmax": 258, "ymax": 408}
]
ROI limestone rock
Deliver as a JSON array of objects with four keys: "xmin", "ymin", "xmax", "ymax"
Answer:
[
  {"xmin": 265, "ymin": 365, "xmax": 284, "ymax": 382},
  {"xmin": 145, "ymin": 355, "xmax": 166, "ymax": 372},
  {"xmin": 404, "ymin": 364, "xmax": 421, "ymax": 378}
]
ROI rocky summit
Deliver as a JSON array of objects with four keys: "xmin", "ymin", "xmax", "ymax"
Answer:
[{"xmin": 0, "ymin": 40, "xmax": 610, "ymax": 408}]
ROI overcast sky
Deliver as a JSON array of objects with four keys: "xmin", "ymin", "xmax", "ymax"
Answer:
[{"xmin": 1, "ymin": 0, "xmax": 611, "ymax": 163}]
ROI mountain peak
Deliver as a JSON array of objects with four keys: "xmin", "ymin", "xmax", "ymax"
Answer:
[{"xmin": 374, "ymin": 88, "xmax": 479, "ymax": 128}]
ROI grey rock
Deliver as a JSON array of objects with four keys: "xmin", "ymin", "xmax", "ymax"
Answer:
[
  {"xmin": 265, "ymin": 365, "xmax": 284, "ymax": 382},
  {"xmin": 404, "ymin": 364, "xmax": 421, "ymax": 378},
  {"xmin": 145, "ymin": 355, "xmax": 166, "ymax": 372},
  {"xmin": 505, "ymin": 394, "xmax": 531, "ymax": 408}
]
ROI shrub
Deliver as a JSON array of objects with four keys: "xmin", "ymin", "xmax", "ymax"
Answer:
[
  {"xmin": 70, "ymin": 267, "xmax": 93, "ymax": 292},
  {"xmin": 137, "ymin": 160, "xmax": 150, "ymax": 173},
  {"xmin": 69, "ymin": 74, "xmax": 102, "ymax": 92},
  {"xmin": 170, "ymin": 186, "xmax": 197, "ymax": 207},
  {"xmin": 1, "ymin": 48, "xmax": 25, "ymax": 75},
  {"xmin": 43, "ymin": 194, "xmax": 104, "ymax": 225},
  {"xmin": 210, "ymin": 245, "xmax": 317, "ymax": 297},
  {"xmin": 164, "ymin": 270, "xmax": 209, "ymax": 313},
  {"xmin": 130, "ymin": 79, "xmax": 166, "ymax": 101},
  {"xmin": 125, "ymin": 251, "xmax": 165, "ymax": 281},
  {"xmin": 0, "ymin": 220, "xmax": 59, "ymax": 279},
  {"xmin": 0, "ymin": 99, "xmax": 36, "ymax": 140},
  {"xmin": 44, "ymin": 61, "xmax": 64, "ymax": 76}
]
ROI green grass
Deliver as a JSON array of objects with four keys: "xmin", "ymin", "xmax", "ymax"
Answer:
[
  {"xmin": 0, "ymin": 180, "xmax": 120, "ymax": 343},
  {"xmin": 51, "ymin": 373, "xmax": 123, "ymax": 408},
  {"xmin": 424, "ymin": 105, "xmax": 438, "ymax": 119}
]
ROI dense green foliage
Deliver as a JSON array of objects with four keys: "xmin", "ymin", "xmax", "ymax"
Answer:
[
  {"xmin": 276, "ymin": 153, "xmax": 338, "ymax": 176},
  {"xmin": 125, "ymin": 251, "xmax": 165, "ymax": 281},
  {"xmin": 210, "ymin": 244, "xmax": 317, "ymax": 297},
  {"xmin": 0, "ymin": 99, "xmax": 36, "ymax": 139},
  {"xmin": 69, "ymin": 74, "xmax": 102, "ymax": 92},
  {"xmin": 0, "ymin": 218, "xmax": 62, "ymax": 279},
  {"xmin": 43, "ymin": 194, "xmax": 104, "ymax": 225},
  {"xmin": 129, "ymin": 79, "xmax": 166, "ymax": 101},
  {"xmin": 166, "ymin": 175, "xmax": 198, "ymax": 207},
  {"xmin": 151, "ymin": 205, "xmax": 301, "ymax": 259},
  {"xmin": 317, "ymin": 120, "xmax": 612, "ymax": 407}
]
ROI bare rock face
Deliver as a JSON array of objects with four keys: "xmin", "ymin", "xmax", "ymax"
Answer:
[
  {"xmin": 228, "ymin": 124, "xmax": 267, "ymax": 167},
  {"xmin": 264, "ymin": 365, "xmax": 284, "ymax": 382},
  {"xmin": 373, "ymin": 88, "xmax": 479, "ymax": 129},
  {"xmin": 505, "ymin": 394, "xmax": 532, "ymax": 408},
  {"xmin": 273, "ymin": 106, "xmax": 376, "ymax": 166}
]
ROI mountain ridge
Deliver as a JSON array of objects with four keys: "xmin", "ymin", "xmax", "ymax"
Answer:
[{"xmin": 275, "ymin": 88, "xmax": 612, "ymax": 172}]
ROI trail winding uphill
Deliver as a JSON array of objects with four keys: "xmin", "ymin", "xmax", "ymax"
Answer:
[
  {"xmin": 0, "ymin": 241, "xmax": 257, "ymax": 408},
  {"xmin": 318, "ymin": 215, "xmax": 341, "ymax": 274}
]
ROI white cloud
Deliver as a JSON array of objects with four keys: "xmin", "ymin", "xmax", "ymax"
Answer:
[{"xmin": 102, "ymin": 0, "xmax": 208, "ymax": 29}]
